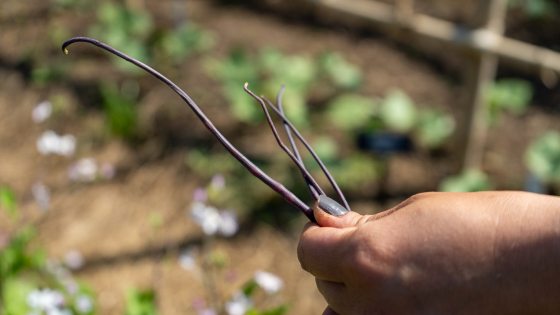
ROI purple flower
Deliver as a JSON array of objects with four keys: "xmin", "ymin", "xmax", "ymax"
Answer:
[
  {"xmin": 68, "ymin": 158, "xmax": 98, "ymax": 182},
  {"xmin": 32, "ymin": 100, "xmax": 52, "ymax": 123},
  {"xmin": 193, "ymin": 188, "xmax": 208, "ymax": 202},
  {"xmin": 100, "ymin": 162, "xmax": 116, "ymax": 180},
  {"xmin": 64, "ymin": 250, "xmax": 84, "ymax": 270},
  {"xmin": 210, "ymin": 174, "xmax": 225, "ymax": 190},
  {"xmin": 32, "ymin": 182, "xmax": 50, "ymax": 211}
]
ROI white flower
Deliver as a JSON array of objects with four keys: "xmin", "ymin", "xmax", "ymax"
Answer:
[
  {"xmin": 47, "ymin": 308, "xmax": 72, "ymax": 315},
  {"xmin": 32, "ymin": 100, "xmax": 52, "ymax": 123},
  {"xmin": 218, "ymin": 211, "xmax": 238, "ymax": 237},
  {"xmin": 190, "ymin": 203, "xmax": 239, "ymax": 237},
  {"xmin": 254, "ymin": 270, "xmax": 284, "ymax": 294},
  {"xmin": 64, "ymin": 250, "xmax": 84, "ymax": 270},
  {"xmin": 75, "ymin": 294, "xmax": 94, "ymax": 313},
  {"xmin": 191, "ymin": 202, "xmax": 221, "ymax": 236},
  {"xmin": 32, "ymin": 182, "xmax": 50, "ymax": 211},
  {"xmin": 37, "ymin": 131, "xmax": 76, "ymax": 157},
  {"xmin": 225, "ymin": 292, "xmax": 252, "ymax": 315},
  {"xmin": 197, "ymin": 309, "xmax": 217, "ymax": 315},
  {"xmin": 27, "ymin": 288, "xmax": 65, "ymax": 311},
  {"xmin": 178, "ymin": 247, "xmax": 197, "ymax": 271},
  {"xmin": 68, "ymin": 158, "xmax": 98, "ymax": 182}
]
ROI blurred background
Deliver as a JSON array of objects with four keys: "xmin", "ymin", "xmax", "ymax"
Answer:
[{"xmin": 1, "ymin": 0, "xmax": 559, "ymax": 314}]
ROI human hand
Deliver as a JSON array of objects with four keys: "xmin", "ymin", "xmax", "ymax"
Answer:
[{"xmin": 298, "ymin": 192, "xmax": 560, "ymax": 315}]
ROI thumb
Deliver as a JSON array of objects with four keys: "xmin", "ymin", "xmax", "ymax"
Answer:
[{"xmin": 313, "ymin": 195, "xmax": 366, "ymax": 228}]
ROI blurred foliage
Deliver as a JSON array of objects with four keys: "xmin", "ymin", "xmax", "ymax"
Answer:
[
  {"xmin": 0, "ymin": 227, "xmax": 43, "ymax": 281},
  {"xmin": 99, "ymin": 82, "xmax": 139, "ymax": 140},
  {"xmin": 0, "ymin": 185, "xmax": 18, "ymax": 219},
  {"xmin": 379, "ymin": 90, "xmax": 417, "ymax": 133},
  {"xmin": 206, "ymin": 48, "xmax": 361, "ymax": 125},
  {"xmin": 89, "ymin": 1, "xmax": 213, "ymax": 73},
  {"xmin": 317, "ymin": 52, "xmax": 362, "ymax": 89},
  {"xmin": 487, "ymin": 78, "xmax": 533, "ymax": 123},
  {"xmin": 525, "ymin": 131, "xmax": 560, "ymax": 184},
  {"xmin": 439, "ymin": 169, "xmax": 493, "ymax": 192},
  {"xmin": 89, "ymin": 2, "xmax": 154, "ymax": 73},
  {"xmin": 509, "ymin": 0, "xmax": 559, "ymax": 18},
  {"xmin": 327, "ymin": 90, "xmax": 455, "ymax": 151},
  {"xmin": 240, "ymin": 278, "xmax": 288, "ymax": 315},
  {"xmin": 326, "ymin": 94, "xmax": 377, "ymax": 131},
  {"xmin": 415, "ymin": 109, "xmax": 456, "ymax": 149},
  {"xmin": 1, "ymin": 219, "xmax": 95, "ymax": 315},
  {"xmin": 124, "ymin": 289, "xmax": 158, "ymax": 315},
  {"xmin": 159, "ymin": 23, "xmax": 215, "ymax": 64}
]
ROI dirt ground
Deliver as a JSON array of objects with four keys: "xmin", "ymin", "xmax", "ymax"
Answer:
[{"xmin": 1, "ymin": 1, "xmax": 559, "ymax": 314}]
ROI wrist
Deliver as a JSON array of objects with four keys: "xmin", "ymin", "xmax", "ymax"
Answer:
[{"xmin": 494, "ymin": 193, "xmax": 560, "ymax": 315}]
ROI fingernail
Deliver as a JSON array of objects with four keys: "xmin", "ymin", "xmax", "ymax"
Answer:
[{"xmin": 317, "ymin": 195, "xmax": 348, "ymax": 217}]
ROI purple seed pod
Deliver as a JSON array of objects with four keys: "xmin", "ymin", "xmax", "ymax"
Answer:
[{"xmin": 62, "ymin": 36, "xmax": 350, "ymax": 222}]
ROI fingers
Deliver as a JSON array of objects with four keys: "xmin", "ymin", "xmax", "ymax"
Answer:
[
  {"xmin": 316, "ymin": 279, "xmax": 348, "ymax": 314},
  {"xmin": 313, "ymin": 203, "xmax": 370, "ymax": 229},
  {"xmin": 298, "ymin": 223, "xmax": 353, "ymax": 282},
  {"xmin": 322, "ymin": 306, "xmax": 339, "ymax": 315}
]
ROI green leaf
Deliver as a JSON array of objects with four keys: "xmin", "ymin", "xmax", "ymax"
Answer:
[
  {"xmin": 487, "ymin": 79, "xmax": 533, "ymax": 121},
  {"xmin": 226, "ymin": 84, "xmax": 263, "ymax": 123},
  {"xmin": 326, "ymin": 94, "xmax": 376, "ymax": 131},
  {"xmin": 525, "ymin": 131, "xmax": 560, "ymax": 183},
  {"xmin": 3, "ymin": 278, "xmax": 35, "ymax": 315},
  {"xmin": 124, "ymin": 289, "xmax": 158, "ymax": 315},
  {"xmin": 100, "ymin": 83, "xmax": 138, "ymax": 139},
  {"xmin": 331, "ymin": 154, "xmax": 381, "ymax": 190},
  {"xmin": 312, "ymin": 136, "xmax": 339, "ymax": 164},
  {"xmin": 242, "ymin": 279, "xmax": 258, "ymax": 297},
  {"xmin": 161, "ymin": 23, "xmax": 214, "ymax": 62},
  {"xmin": 439, "ymin": 169, "xmax": 492, "ymax": 192},
  {"xmin": 319, "ymin": 52, "xmax": 362, "ymax": 89},
  {"xmin": 0, "ymin": 186, "xmax": 17, "ymax": 218},
  {"xmin": 415, "ymin": 109, "xmax": 455, "ymax": 149},
  {"xmin": 0, "ymin": 227, "xmax": 42, "ymax": 279},
  {"xmin": 380, "ymin": 90, "xmax": 417, "ymax": 133},
  {"xmin": 259, "ymin": 305, "xmax": 289, "ymax": 315}
]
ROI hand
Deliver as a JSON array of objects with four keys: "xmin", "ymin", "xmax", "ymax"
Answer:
[{"xmin": 298, "ymin": 191, "xmax": 560, "ymax": 315}]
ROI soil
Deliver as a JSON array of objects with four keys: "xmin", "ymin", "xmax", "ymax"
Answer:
[{"xmin": 1, "ymin": 1, "xmax": 559, "ymax": 314}]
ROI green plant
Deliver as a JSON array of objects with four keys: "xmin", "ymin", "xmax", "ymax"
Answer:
[
  {"xmin": 207, "ymin": 48, "xmax": 362, "ymax": 125},
  {"xmin": 99, "ymin": 82, "xmax": 139, "ymax": 140},
  {"xmin": 159, "ymin": 23, "xmax": 215, "ymax": 64},
  {"xmin": 487, "ymin": 78, "xmax": 533, "ymax": 123},
  {"xmin": 124, "ymin": 289, "xmax": 158, "ymax": 315},
  {"xmin": 525, "ymin": 131, "xmax": 560, "ymax": 184},
  {"xmin": 89, "ymin": 2, "xmax": 154, "ymax": 73},
  {"xmin": 439, "ymin": 169, "xmax": 493, "ymax": 192},
  {"xmin": 379, "ymin": 90, "xmax": 417, "ymax": 133},
  {"xmin": 0, "ymin": 185, "xmax": 17, "ymax": 218},
  {"xmin": 509, "ymin": 0, "xmax": 559, "ymax": 18},
  {"xmin": 318, "ymin": 52, "xmax": 362, "ymax": 89},
  {"xmin": 1, "ymin": 226, "xmax": 96, "ymax": 315},
  {"xmin": 326, "ymin": 94, "xmax": 377, "ymax": 131},
  {"xmin": 415, "ymin": 109, "xmax": 455, "ymax": 149},
  {"xmin": 206, "ymin": 49, "xmax": 262, "ymax": 122}
]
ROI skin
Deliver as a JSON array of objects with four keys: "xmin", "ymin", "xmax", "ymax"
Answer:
[{"xmin": 298, "ymin": 191, "xmax": 560, "ymax": 315}]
